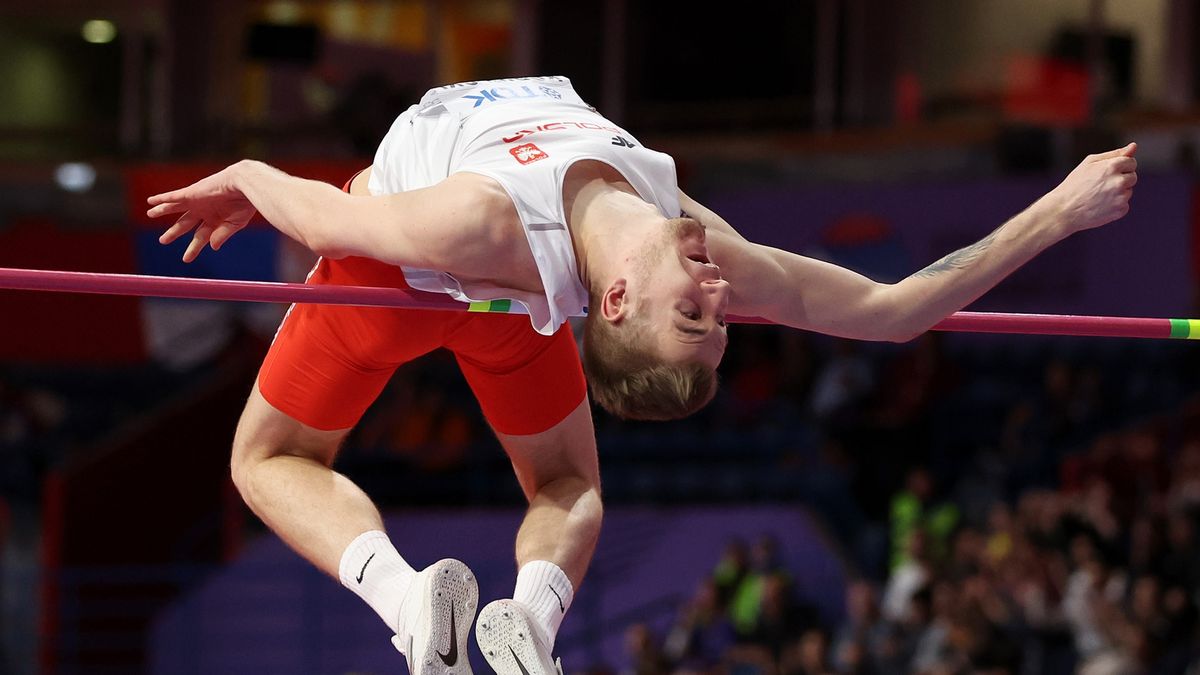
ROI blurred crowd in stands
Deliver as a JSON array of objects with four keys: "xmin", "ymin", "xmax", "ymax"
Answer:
[
  {"xmin": 620, "ymin": 435, "xmax": 1200, "ymax": 675},
  {"xmin": 610, "ymin": 329, "xmax": 1200, "ymax": 675},
  {"xmin": 5, "ymin": 315, "xmax": 1200, "ymax": 675}
]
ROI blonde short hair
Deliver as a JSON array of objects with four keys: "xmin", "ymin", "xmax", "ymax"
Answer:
[{"xmin": 581, "ymin": 305, "xmax": 718, "ymax": 421}]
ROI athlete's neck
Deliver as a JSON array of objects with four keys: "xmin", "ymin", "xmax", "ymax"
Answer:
[{"xmin": 564, "ymin": 161, "xmax": 663, "ymax": 291}]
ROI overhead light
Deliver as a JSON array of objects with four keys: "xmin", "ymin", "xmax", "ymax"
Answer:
[
  {"xmin": 55, "ymin": 162, "xmax": 97, "ymax": 193},
  {"xmin": 263, "ymin": 1, "xmax": 302, "ymax": 24},
  {"xmin": 81, "ymin": 19, "xmax": 117, "ymax": 44}
]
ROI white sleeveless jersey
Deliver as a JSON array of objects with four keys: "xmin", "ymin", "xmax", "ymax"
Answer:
[{"xmin": 367, "ymin": 76, "xmax": 681, "ymax": 336}]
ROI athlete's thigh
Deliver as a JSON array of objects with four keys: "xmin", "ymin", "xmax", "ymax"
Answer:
[
  {"xmin": 450, "ymin": 316, "xmax": 596, "ymax": 497},
  {"xmin": 451, "ymin": 315, "xmax": 587, "ymax": 436},
  {"xmin": 493, "ymin": 397, "xmax": 600, "ymax": 501},
  {"xmin": 258, "ymin": 256, "xmax": 450, "ymax": 432}
]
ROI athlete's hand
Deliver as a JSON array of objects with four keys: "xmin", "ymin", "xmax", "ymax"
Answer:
[
  {"xmin": 147, "ymin": 162, "xmax": 258, "ymax": 263},
  {"xmin": 1043, "ymin": 143, "xmax": 1138, "ymax": 234}
]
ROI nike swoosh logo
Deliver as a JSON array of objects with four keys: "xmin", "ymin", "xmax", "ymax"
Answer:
[
  {"xmin": 356, "ymin": 553, "xmax": 376, "ymax": 584},
  {"xmin": 437, "ymin": 603, "xmax": 458, "ymax": 666},
  {"xmin": 509, "ymin": 646, "xmax": 532, "ymax": 675},
  {"xmin": 548, "ymin": 586, "xmax": 565, "ymax": 613}
]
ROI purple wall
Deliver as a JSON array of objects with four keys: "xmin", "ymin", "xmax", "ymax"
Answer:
[
  {"xmin": 149, "ymin": 506, "xmax": 844, "ymax": 675},
  {"xmin": 709, "ymin": 172, "xmax": 1195, "ymax": 317}
]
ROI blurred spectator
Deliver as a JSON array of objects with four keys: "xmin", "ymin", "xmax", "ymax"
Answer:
[
  {"xmin": 810, "ymin": 340, "xmax": 874, "ymax": 425},
  {"xmin": 729, "ymin": 535, "xmax": 791, "ymax": 636},
  {"xmin": 889, "ymin": 468, "xmax": 958, "ymax": 571},
  {"xmin": 871, "ymin": 333, "xmax": 959, "ymax": 436},
  {"xmin": 780, "ymin": 628, "xmax": 835, "ymax": 675},
  {"xmin": 1063, "ymin": 535, "xmax": 1128, "ymax": 666},
  {"xmin": 623, "ymin": 623, "xmax": 669, "ymax": 675},
  {"xmin": 745, "ymin": 574, "xmax": 820, "ymax": 661},
  {"xmin": 1159, "ymin": 511, "xmax": 1200, "ymax": 597},
  {"xmin": 776, "ymin": 331, "xmax": 817, "ymax": 415},
  {"xmin": 1002, "ymin": 357, "xmax": 1104, "ymax": 492},
  {"xmin": 910, "ymin": 582, "xmax": 956, "ymax": 673},
  {"xmin": 831, "ymin": 580, "xmax": 887, "ymax": 674},
  {"xmin": 983, "ymin": 502, "xmax": 1016, "ymax": 566},
  {"xmin": 725, "ymin": 328, "xmax": 787, "ymax": 427},
  {"xmin": 663, "ymin": 579, "xmax": 736, "ymax": 672},
  {"xmin": 0, "ymin": 375, "xmax": 65, "ymax": 448},
  {"xmin": 350, "ymin": 360, "xmax": 479, "ymax": 471},
  {"xmin": 882, "ymin": 528, "xmax": 933, "ymax": 624},
  {"xmin": 1166, "ymin": 441, "xmax": 1200, "ymax": 514},
  {"xmin": 0, "ymin": 373, "xmax": 65, "ymax": 501},
  {"xmin": 944, "ymin": 525, "xmax": 985, "ymax": 581},
  {"xmin": 713, "ymin": 538, "xmax": 750, "ymax": 609}
]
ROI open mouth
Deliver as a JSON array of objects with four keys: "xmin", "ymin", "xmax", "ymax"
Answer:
[{"xmin": 687, "ymin": 252, "xmax": 711, "ymax": 264}]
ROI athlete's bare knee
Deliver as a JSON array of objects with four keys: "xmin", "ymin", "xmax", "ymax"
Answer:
[
  {"xmin": 530, "ymin": 472, "xmax": 590, "ymax": 497},
  {"xmin": 229, "ymin": 439, "xmax": 267, "ymax": 505},
  {"xmin": 231, "ymin": 385, "xmax": 345, "ymax": 498},
  {"xmin": 577, "ymin": 484, "xmax": 603, "ymax": 531},
  {"xmin": 534, "ymin": 476, "xmax": 603, "ymax": 525},
  {"xmin": 230, "ymin": 435, "xmax": 333, "ymax": 508}
]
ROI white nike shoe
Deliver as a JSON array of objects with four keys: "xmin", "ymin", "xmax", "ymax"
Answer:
[
  {"xmin": 391, "ymin": 559, "xmax": 478, "ymax": 675},
  {"xmin": 475, "ymin": 599, "xmax": 563, "ymax": 675}
]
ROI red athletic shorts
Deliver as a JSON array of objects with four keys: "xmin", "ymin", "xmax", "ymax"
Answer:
[{"xmin": 257, "ymin": 183, "xmax": 587, "ymax": 436}]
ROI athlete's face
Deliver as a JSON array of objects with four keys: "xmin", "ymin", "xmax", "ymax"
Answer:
[{"xmin": 631, "ymin": 219, "xmax": 731, "ymax": 370}]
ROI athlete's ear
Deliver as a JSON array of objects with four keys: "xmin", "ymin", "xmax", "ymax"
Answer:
[{"xmin": 600, "ymin": 278, "xmax": 628, "ymax": 324}]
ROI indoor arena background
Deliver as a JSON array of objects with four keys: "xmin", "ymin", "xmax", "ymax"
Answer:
[{"xmin": 3, "ymin": 1, "xmax": 1200, "ymax": 674}]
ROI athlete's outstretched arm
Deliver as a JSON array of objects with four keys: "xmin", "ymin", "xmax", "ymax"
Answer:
[
  {"xmin": 147, "ymin": 160, "xmax": 511, "ymax": 270},
  {"xmin": 696, "ymin": 143, "xmax": 1138, "ymax": 342}
]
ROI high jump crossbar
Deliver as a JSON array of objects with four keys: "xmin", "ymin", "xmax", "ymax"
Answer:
[{"xmin": 0, "ymin": 267, "xmax": 1194, "ymax": 340}]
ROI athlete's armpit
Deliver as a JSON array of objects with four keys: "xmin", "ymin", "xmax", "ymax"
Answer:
[{"xmin": 678, "ymin": 190, "xmax": 748, "ymax": 241}]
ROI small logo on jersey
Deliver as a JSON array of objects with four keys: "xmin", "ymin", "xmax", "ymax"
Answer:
[
  {"xmin": 465, "ymin": 84, "xmax": 565, "ymax": 108},
  {"xmin": 510, "ymin": 143, "xmax": 549, "ymax": 165},
  {"xmin": 611, "ymin": 135, "xmax": 636, "ymax": 148},
  {"xmin": 502, "ymin": 120, "xmax": 625, "ymax": 144}
]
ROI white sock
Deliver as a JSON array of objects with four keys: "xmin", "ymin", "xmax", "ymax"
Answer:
[
  {"xmin": 338, "ymin": 530, "xmax": 417, "ymax": 634},
  {"xmin": 512, "ymin": 560, "xmax": 574, "ymax": 647}
]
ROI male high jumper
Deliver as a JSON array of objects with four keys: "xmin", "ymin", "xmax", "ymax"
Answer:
[{"xmin": 147, "ymin": 76, "xmax": 1136, "ymax": 675}]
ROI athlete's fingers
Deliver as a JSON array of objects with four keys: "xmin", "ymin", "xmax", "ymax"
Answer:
[
  {"xmin": 147, "ymin": 189, "xmax": 194, "ymax": 206},
  {"xmin": 147, "ymin": 181, "xmax": 215, "ymax": 206},
  {"xmin": 1086, "ymin": 143, "xmax": 1137, "ymax": 163},
  {"xmin": 146, "ymin": 202, "xmax": 190, "ymax": 219},
  {"xmin": 209, "ymin": 222, "xmax": 240, "ymax": 251},
  {"xmin": 182, "ymin": 224, "xmax": 214, "ymax": 263},
  {"xmin": 1109, "ymin": 156, "xmax": 1137, "ymax": 174},
  {"xmin": 159, "ymin": 211, "xmax": 202, "ymax": 245}
]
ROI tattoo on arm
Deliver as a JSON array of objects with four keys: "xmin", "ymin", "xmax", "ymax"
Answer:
[{"xmin": 914, "ymin": 229, "xmax": 999, "ymax": 278}]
